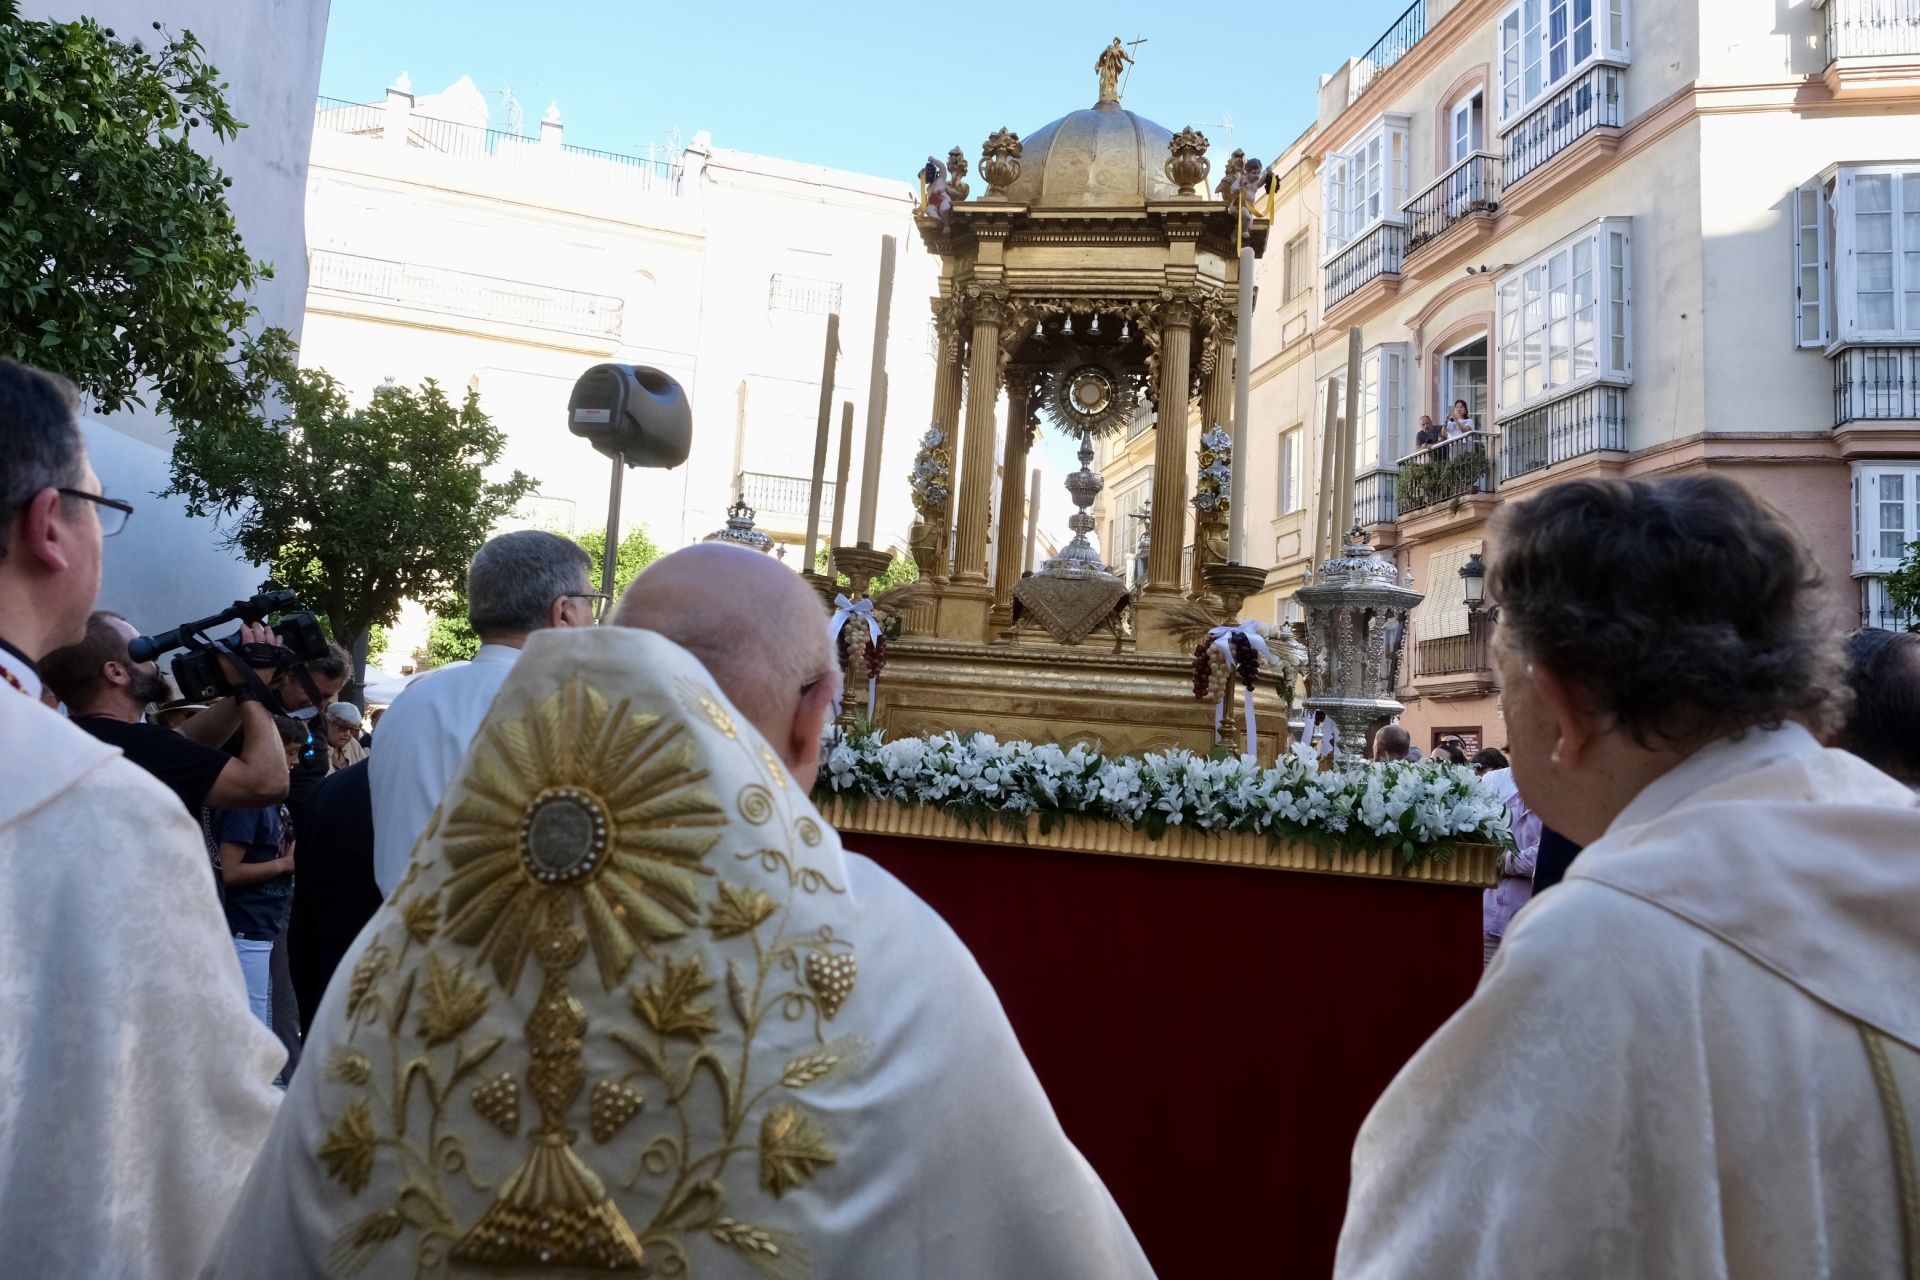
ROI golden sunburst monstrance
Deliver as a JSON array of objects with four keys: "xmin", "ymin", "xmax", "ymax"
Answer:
[{"xmin": 438, "ymin": 681, "xmax": 730, "ymax": 994}]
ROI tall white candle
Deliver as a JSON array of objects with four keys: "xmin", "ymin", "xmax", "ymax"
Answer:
[
  {"xmin": 830, "ymin": 400, "xmax": 854, "ymax": 569},
  {"xmin": 856, "ymin": 235, "xmax": 897, "ymax": 547},
  {"xmin": 1229, "ymin": 246, "xmax": 1255, "ymax": 563},
  {"xmin": 1023, "ymin": 466, "xmax": 1042, "ymax": 572},
  {"xmin": 802, "ymin": 312, "xmax": 840, "ymax": 571}
]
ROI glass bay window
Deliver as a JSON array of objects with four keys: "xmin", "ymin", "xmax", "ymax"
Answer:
[
  {"xmin": 1322, "ymin": 114, "xmax": 1412, "ymax": 260},
  {"xmin": 1496, "ymin": 218, "xmax": 1632, "ymax": 414},
  {"xmin": 1497, "ymin": 0, "xmax": 1630, "ymax": 127},
  {"xmin": 1800, "ymin": 165, "xmax": 1920, "ymax": 347}
]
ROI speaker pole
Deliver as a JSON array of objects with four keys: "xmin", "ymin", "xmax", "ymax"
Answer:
[{"xmin": 602, "ymin": 452, "xmax": 625, "ymax": 608}]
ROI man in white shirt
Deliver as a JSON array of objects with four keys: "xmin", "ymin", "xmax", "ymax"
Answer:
[
  {"xmin": 0, "ymin": 359, "xmax": 281, "ymax": 1278},
  {"xmin": 369, "ymin": 529, "xmax": 597, "ymax": 893},
  {"xmin": 1335, "ymin": 475, "xmax": 1920, "ymax": 1279}
]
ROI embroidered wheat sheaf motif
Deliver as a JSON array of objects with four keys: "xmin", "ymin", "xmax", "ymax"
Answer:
[{"xmin": 315, "ymin": 677, "xmax": 858, "ymax": 1278}]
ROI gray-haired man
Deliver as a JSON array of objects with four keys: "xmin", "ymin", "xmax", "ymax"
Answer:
[{"xmin": 368, "ymin": 529, "xmax": 597, "ymax": 893}]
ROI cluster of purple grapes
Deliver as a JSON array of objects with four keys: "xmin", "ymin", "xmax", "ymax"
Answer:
[{"xmin": 1228, "ymin": 632, "xmax": 1262, "ymax": 691}]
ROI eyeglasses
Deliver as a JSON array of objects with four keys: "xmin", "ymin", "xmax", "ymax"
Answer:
[
  {"xmin": 58, "ymin": 488, "xmax": 134, "ymax": 537},
  {"xmin": 566, "ymin": 592, "xmax": 613, "ymax": 622}
]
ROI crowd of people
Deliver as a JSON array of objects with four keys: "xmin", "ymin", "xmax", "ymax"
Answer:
[{"xmin": 4, "ymin": 349, "xmax": 1920, "ymax": 1277}]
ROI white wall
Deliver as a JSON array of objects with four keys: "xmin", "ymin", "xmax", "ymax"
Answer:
[{"xmin": 22, "ymin": 0, "xmax": 331, "ymax": 627}]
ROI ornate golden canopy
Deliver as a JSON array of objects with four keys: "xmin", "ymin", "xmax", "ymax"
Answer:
[{"xmin": 999, "ymin": 102, "xmax": 1183, "ymax": 209}]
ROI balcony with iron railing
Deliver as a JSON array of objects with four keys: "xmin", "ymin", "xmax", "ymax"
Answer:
[
  {"xmin": 1395, "ymin": 431, "xmax": 1498, "ymax": 517},
  {"xmin": 1824, "ymin": 0, "xmax": 1920, "ymax": 60},
  {"xmin": 1354, "ymin": 468, "xmax": 1399, "ymax": 527},
  {"xmin": 1405, "ymin": 153, "xmax": 1504, "ymax": 258},
  {"xmin": 1325, "ymin": 221, "xmax": 1408, "ymax": 310},
  {"xmin": 1413, "ymin": 618, "xmax": 1494, "ymax": 680},
  {"xmin": 737, "ymin": 471, "xmax": 837, "ymax": 522},
  {"xmin": 1498, "ymin": 385, "xmax": 1628, "ymax": 481},
  {"xmin": 1349, "ymin": 0, "xmax": 1428, "ymax": 103},
  {"xmin": 1834, "ymin": 346, "xmax": 1920, "ymax": 425},
  {"xmin": 307, "ymin": 249, "xmax": 625, "ymax": 338},
  {"xmin": 1503, "ymin": 64, "xmax": 1625, "ymax": 188},
  {"xmin": 313, "ymin": 96, "xmax": 687, "ymax": 195}
]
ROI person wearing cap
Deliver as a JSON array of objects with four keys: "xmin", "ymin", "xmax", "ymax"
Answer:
[{"xmin": 322, "ymin": 701, "xmax": 368, "ymax": 772}]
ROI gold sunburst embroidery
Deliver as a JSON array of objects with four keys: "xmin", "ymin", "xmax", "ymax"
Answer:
[{"xmin": 438, "ymin": 681, "xmax": 729, "ymax": 994}]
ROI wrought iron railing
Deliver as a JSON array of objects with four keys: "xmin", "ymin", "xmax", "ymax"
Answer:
[
  {"xmin": 307, "ymin": 250, "xmax": 625, "ymax": 338},
  {"xmin": 1406, "ymin": 153, "xmax": 1505, "ymax": 252},
  {"xmin": 1353, "ymin": 468, "xmax": 1399, "ymax": 527},
  {"xmin": 1834, "ymin": 346, "xmax": 1920, "ymax": 424},
  {"xmin": 1395, "ymin": 431, "xmax": 1497, "ymax": 516},
  {"xmin": 1350, "ymin": 0, "xmax": 1428, "ymax": 102},
  {"xmin": 1860, "ymin": 576, "xmax": 1918, "ymax": 631},
  {"xmin": 1498, "ymin": 385, "xmax": 1628, "ymax": 480},
  {"xmin": 1826, "ymin": 0, "xmax": 1920, "ymax": 59},
  {"xmin": 314, "ymin": 96, "xmax": 384, "ymax": 135},
  {"xmin": 1325, "ymin": 221, "xmax": 1408, "ymax": 309},
  {"xmin": 312, "ymin": 98, "xmax": 686, "ymax": 194},
  {"xmin": 737, "ymin": 472, "xmax": 835, "ymax": 520},
  {"xmin": 1414, "ymin": 619, "xmax": 1493, "ymax": 678},
  {"xmin": 767, "ymin": 275, "xmax": 845, "ymax": 316},
  {"xmin": 1504, "ymin": 64, "xmax": 1625, "ymax": 186}
]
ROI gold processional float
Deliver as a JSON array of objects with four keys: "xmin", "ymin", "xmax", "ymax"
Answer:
[{"xmin": 701, "ymin": 42, "xmax": 1492, "ymax": 884}]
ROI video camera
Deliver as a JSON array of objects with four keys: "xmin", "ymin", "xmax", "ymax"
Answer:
[{"xmin": 130, "ymin": 581, "xmax": 332, "ymax": 703}]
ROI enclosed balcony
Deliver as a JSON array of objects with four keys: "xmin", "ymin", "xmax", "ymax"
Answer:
[
  {"xmin": 1353, "ymin": 469, "xmax": 1400, "ymax": 527},
  {"xmin": 1405, "ymin": 153, "xmax": 1505, "ymax": 260},
  {"xmin": 1395, "ymin": 431, "xmax": 1498, "ymax": 517},
  {"xmin": 1498, "ymin": 385, "xmax": 1628, "ymax": 481},
  {"xmin": 1834, "ymin": 347, "xmax": 1920, "ymax": 425},
  {"xmin": 1825, "ymin": 0, "xmax": 1920, "ymax": 60},
  {"xmin": 1325, "ymin": 221, "xmax": 1408, "ymax": 310},
  {"xmin": 1503, "ymin": 65, "xmax": 1624, "ymax": 188}
]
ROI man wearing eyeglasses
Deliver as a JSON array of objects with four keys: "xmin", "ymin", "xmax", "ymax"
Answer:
[
  {"xmin": 369, "ymin": 529, "xmax": 599, "ymax": 894},
  {"xmin": 0, "ymin": 359, "xmax": 282, "ymax": 1276}
]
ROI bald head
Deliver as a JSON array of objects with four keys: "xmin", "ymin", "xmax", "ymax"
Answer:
[
  {"xmin": 614, "ymin": 543, "xmax": 840, "ymax": 776},
  {"xmin": 1373, "ymin": 724, "xmax": 1411, "ymax": 761}
]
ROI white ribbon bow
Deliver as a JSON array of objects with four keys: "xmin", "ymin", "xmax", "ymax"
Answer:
[
  {"xmin": 829, "ymin": 594, "xmax": 883, "ymax": 715},
  {"xmin": 1206, "ymin": 621, "xmax": 1274, "ymax": 749}
]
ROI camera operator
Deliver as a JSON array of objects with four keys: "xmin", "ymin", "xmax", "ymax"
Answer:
[{"xmin": 42, "ymin": 611, "xmax": 298, "ymax": 817}]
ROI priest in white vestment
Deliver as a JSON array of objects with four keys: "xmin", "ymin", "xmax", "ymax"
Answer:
[
  {"xmin": 0, "ymin": 358, "xmax": 283, "ymax": 1278},
  {"xmin": 1335, "ymin": 475, "xmax": 1920, "ymax": 1279},
  {"xmin": 206, "ymin": 552, "xmax": 1153, "ymax": 1279}
]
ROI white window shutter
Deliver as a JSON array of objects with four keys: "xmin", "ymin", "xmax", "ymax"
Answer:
[
  {"xmin": 1323, "ymin": 154, "xmax": 1347, "ymax": 256},
  {"xmin": 1794, "ymin": 180, "xmax": 1830, "ymax": 348}
]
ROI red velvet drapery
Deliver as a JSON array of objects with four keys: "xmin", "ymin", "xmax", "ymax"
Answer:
[{"xmin": 851, "ymin": 834, "xmax": 1482, "ymax": 1280}]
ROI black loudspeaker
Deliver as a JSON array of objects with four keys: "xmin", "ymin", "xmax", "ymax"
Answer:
[{"xmin": 567, "ymin": 364, "xmax": 692, "ymax": 468}]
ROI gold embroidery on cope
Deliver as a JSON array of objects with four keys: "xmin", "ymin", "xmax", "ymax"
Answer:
[{"xmin": 313, "ymin": 678, "xmax": 861, "ymax": 1278}]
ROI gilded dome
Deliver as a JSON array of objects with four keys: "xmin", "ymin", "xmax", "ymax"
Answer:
[{"xmin": 999, "ymin": 101, "xmax": 1183, "ymax": 209}]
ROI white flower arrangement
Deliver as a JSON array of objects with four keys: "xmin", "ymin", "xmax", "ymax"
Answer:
[{"xmin": 816, "ymin": 727, "xmax": 1513, "ymax": 865}]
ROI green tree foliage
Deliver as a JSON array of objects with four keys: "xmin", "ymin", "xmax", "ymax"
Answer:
[
  {"xmin": 577, "ymin": 526, "xmax": 663, "ymax": 600},
  {"xmin": 165, "ymin": 371, "xmax": 535, "ymax": 681},
  {"xmin": 0, "ymin": 5, "xmax": 289, "ymax": 428},
  {"xmin": 420, "ymin": 526, "xmax": 661, "ymax": 669},
  {"xmin": 422, "ymin": 611, "xmax": 479, "ymax": 668},
  {"xmin": 1885, "ymin": 540, "xmax": 1920, "ymax": 633},
  {"xmin": 813, "ymin": 547, "xmax": 919, "ymax": 593}
]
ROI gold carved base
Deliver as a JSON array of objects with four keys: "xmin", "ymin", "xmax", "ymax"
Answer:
[{"xmin": 870, "ymin": 635, "xmax": 1293, "ymax": 763}]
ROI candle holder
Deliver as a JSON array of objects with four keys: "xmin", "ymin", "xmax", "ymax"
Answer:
[
  {"xmin": 1203, "ymin": 562, "xmax": 1269, "ymax": 623},
  {"xmin": 831, "ymin": 546, "xmax": 895, "ymax": 600}
]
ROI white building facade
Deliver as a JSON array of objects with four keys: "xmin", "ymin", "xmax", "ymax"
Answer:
[{"xmin": 301, "ymin": 77, "xmax": 938, "ymax": 580}]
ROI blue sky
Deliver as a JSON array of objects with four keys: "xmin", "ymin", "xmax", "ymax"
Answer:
[{"xmin": 319, "ymin": 0, "xmax": 1416, "ymax": 179}]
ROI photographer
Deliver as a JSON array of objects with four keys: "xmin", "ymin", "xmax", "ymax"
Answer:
[{"xmin": 42, "ymin": 611, "xmax": 301, "ymax": 816}]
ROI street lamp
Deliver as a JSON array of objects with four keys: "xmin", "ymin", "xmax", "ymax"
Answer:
[{"xmin": 1459, "ymin": 551, "xmax": 1496, "ymax": 619}]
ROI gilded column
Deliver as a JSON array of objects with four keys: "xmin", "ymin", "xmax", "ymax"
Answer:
[
  {"xmin": 926, "ymin": 298, "xmax": 966, "ymax": 586},
  {"xmin": 1135, "ymin": 301, "xmax": 1196, "ymax": 652},
  {"xmin": 1145, "ymin": 303, "xmax": 1195, "ymax": 594},
  {"xmin": 1194, "ymin": 304, "xmax": 1236, "ymax": 600},
  {"xmin": 989, "ymin": 369, "xmax": 1035, "ymax": 627},
  {"xmin": 935, "ymin": 294, "xmax": 1003, "ymax": 640}
]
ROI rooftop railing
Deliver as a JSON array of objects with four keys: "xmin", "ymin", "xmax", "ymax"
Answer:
[{"xmin": 1350, "ymin": 0, "xmax": 1428, "ymax": 103}]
